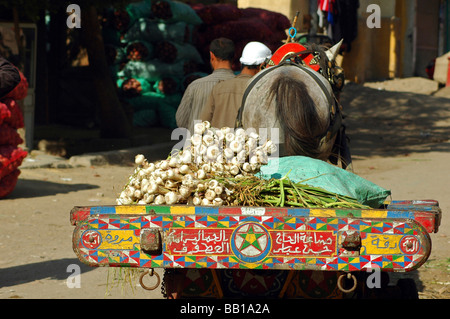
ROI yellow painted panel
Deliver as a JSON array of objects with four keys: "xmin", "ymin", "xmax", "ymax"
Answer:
[
  {"xmin": 171, "ymin": 206, "xmax": 196, "ymax": 215},
  {"xmin": 361, "ymin": 234, "xmax": 402, "ymax": 255},
  {"xmin": 98, "ymin": 230, "xmax": 140, "ymax": 250},
  {"xmin": 310, "ymin": 209, "xmax": 337, "ymax": 217},
  {"xmin": 361, "ymin": 210, "xmax": 387, "ymax": 218},
  {"xmin": 115, "ymin": 205, "xmax": 146, "ymax": 214}
]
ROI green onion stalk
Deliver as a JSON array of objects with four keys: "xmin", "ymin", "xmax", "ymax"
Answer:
[{"xmin": 217, "ymin": 175, "xmax": 369, "ymax": 209}]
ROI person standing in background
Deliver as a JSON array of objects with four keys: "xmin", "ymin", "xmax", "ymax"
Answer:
[
  {"xmin": 175, "ymin": 37, "xmax": 235, "ymax": 134},
  {"xmin": 200, "ymin": 41, "xmax": 272, "ymax": 128}
]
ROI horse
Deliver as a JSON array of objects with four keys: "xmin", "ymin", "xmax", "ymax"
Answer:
[{"xmin": 236, "ymin": 41, "xmax": 351, "ymax": 168}]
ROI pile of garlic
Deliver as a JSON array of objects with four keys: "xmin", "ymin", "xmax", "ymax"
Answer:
[{"xmin": 116, "ymin": 121, "xmax": 277, "ymax": 206}]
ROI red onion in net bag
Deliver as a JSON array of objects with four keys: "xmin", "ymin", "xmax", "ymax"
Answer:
[{"xmin": 0, "ymin": 168, "xmax": 20, "ymax": 198}]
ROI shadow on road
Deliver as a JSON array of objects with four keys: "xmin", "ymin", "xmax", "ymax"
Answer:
[
  {"xmin": 0, "ymin": 258, "xmax": 95, "ymax": 288},
  {"xmin": 340, "ymin": 83, "xmax": 450, "ymax": 158},
  {"xmin": 5, "ymin": 179, "xmax": 99, "ymax": 199}
]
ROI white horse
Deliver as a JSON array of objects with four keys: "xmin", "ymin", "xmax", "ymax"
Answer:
[{"xmin": 237, "ymin": 41, "xmax": 350, "ymax": 166}]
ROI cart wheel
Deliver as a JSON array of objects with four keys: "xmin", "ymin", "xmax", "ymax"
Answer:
[{"xmin": 397, "ymin": 278, "xmax": 419, "ymax": 299}]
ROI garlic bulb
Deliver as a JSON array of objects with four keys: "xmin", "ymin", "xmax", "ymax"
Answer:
[
  {"xmin": 201, "ymin": 198, "xmax": 211, "ymax": 206},
  {"xmin": 203, "ymin": 134, "xmax": 215, "ymax": 146},
  {"xmin": 196, "ymin": 169, "xmax": 206, "ymax": 180},
  {"xmin": 154, "ymin": 195, "xmax": 165, "ymax": 205},
  {"xmin": 205, "ymin": 189, "xmax": 216, "ymax": 201},
  {"xmin": 190, "ymin": 134, "xmax": 202, "ymax": 147},
  {"xmin": 203, "ymin": 121, "xmax": 211, "ymax": 130},
  {"xmin": 193, "ymin": 196, "xmax": 202, "ymax": 206},
  {"xmin": 135, "ymin": 154, "xmax": 145, "ymax": 165},
  {"xmin": 194, "ymin": 122, "xmax": 206, "ymax": 135},
  {"xmin": 165, "ymin": 191, "xmax": 179, "ymax": 205}
]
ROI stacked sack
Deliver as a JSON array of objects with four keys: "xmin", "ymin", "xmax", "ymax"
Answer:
[
  {"xmin": 102, "ymin": 0, "xmax": 206, "ymax": 129},
  {"xmin": 192, "ymin": 4, "xmax": 291, "ymax": 70},
  {"xmin": 0, "ymin": 70, "xmax": 28, "ymax": 198}
]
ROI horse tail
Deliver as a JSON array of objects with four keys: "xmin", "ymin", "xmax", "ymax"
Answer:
[{"xmin": 269, "ymin": 76, "xmax": 329, "ymax": 160}]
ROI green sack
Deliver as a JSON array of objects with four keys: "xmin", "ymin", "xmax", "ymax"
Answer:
[
  {"xmin": 118, "ymin": 77, "xmax": 154, "ymax": 98},
  {"xmin": 157, "ymin": 94, "xmax": 181, "ymax": 129},
  {"xmin": 126, "ymin": 0, "xmax": 153, "ymax": 25},
  {"xmin": 133, "ymin": 108, "xmax": 159, "ymax": 127},
  {"xmin": 258, "ymin": 156, "xmax": 391, "ymax": 208},
  {"xmin": 125, "ymin": 92, "xmax": 163, "ymax": 111},
  {"xmin": 118, "ymin": 59, "xmax": 187, "ymax": 81},
  {"xmin": 155, "ymin": 40, "xmax": 203, "ymax": 64}
]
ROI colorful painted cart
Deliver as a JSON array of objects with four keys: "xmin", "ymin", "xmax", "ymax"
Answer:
[{"xmin": 71, "ymin": 199, "xmax": 441, "ymax": 299}]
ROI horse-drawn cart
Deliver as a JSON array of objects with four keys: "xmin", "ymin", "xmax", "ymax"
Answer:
[
  {"xmin": 70, "ymin": 40, "xmax": 442, "ymax": 299},
  {"xmin": 70, "ymin": 199, "xmax": 441, "ymax": 299}
]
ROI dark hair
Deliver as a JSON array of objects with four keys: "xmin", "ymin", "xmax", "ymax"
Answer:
[
  {"xmin": 242, "ymin": 64, "xmax": 260, "ymax": 70},
  {"xmin": 209, "ymin": 38, "xmax": 235, "ymax": 61},
  {"xmin": 270, "ymin": 76, "xmax": 327, "ymax": 159}
]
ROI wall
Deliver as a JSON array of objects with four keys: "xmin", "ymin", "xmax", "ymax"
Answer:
[
  {"xmin": 395, "ymin": 0, "xmax": 416, "ymax": 78},
  {"xmin": 415, "ymin": 0, "xmax": 441, "ymax": 77},
  {"xmin": 238, "ymin": 0, "xmax": 309, "ymax": 32},
  {"xmin": 339, "ymin": 0, "xmax": 400, "ymax": 83},
  {"xmin": 340, "ymin": 15, "xmax": 400, "ymax": 83},
  {"xmin": 359, "ymin": 0, "xmax": 395, "ymax": 17}
]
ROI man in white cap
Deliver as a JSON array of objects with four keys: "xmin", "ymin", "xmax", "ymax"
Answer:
[{"xmin": 200, "ymin": 41, "xmax": 272, "ymax": 128}]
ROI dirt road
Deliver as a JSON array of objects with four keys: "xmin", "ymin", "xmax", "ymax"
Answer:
[{"xmin": 0, "ymin": 79, "xmax": 449, "ymax": 299}]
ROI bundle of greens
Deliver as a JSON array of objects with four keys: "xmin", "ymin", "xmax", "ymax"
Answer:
[{"xmin": 217, "ymin": 175, "xmax": 369, "ymax": 209}]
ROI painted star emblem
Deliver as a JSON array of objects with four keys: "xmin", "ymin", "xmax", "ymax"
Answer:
[
  {"xmin": 231, "ymin": 223, "xmax": 271, "ymax": 262},
  {"xmin": 237, "ymin": 224, "xmax": 268, "ymax": 255},
  {"xmin": 238, "ymin": 224, "xmax": 265, "ymax": 251}
]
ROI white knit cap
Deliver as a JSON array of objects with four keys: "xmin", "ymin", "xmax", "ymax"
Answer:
[{"xmin": 239, "ymin": 42, "xmax": 272, "ymax": 65}]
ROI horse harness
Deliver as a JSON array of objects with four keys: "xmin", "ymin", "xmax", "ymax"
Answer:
[
  {"xmin": 235, "ymin": 60, "xmax": 343, "ymax": 146},
  {"xmin": 234, "ymin": 45, "xmax": 351, "ymax": 168}
]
